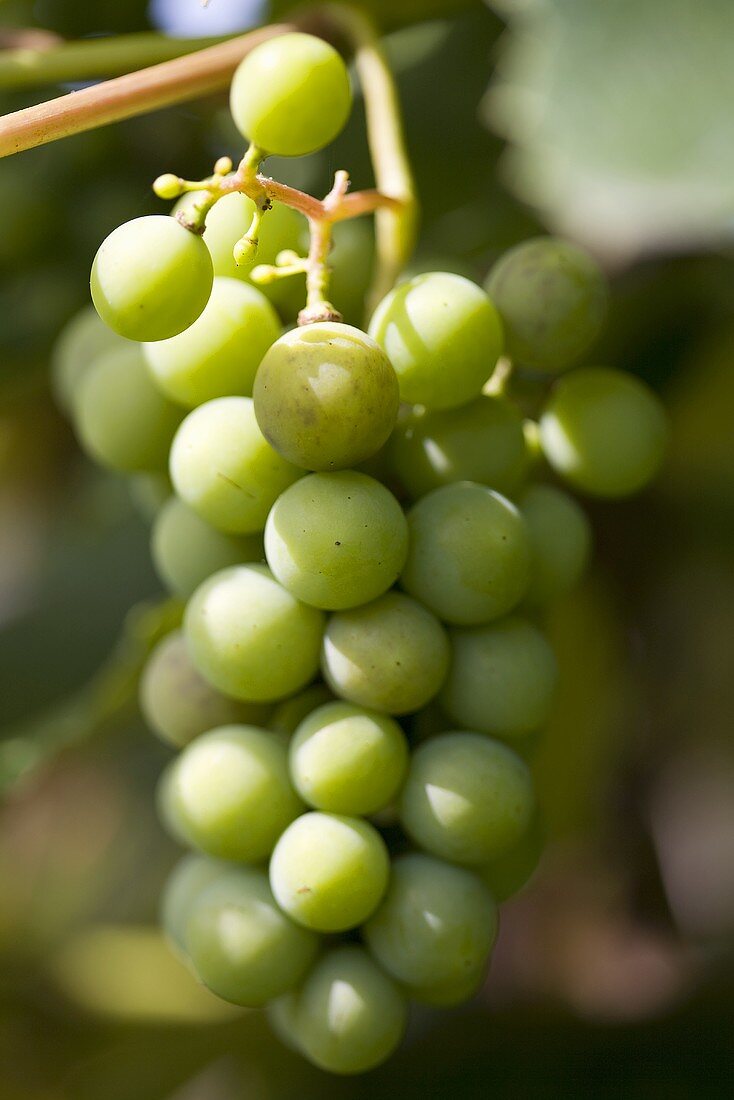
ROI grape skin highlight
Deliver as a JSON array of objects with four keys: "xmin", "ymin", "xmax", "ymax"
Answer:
[
  {"xmin": 321, "ymin": 592, "xmax": 450, "ymax": 715},
  {"xmin": 169, "ymin": 396, "xmax": 302, "ymax": 534},
  {"xmin": 91, "ymin": 215, "xmax": 213, "ymax": 342},
  {"xmin": 368, "ymin": 272, "xmax": 503, "ymax": 409},
  {"xmin": 269, "ymin": 811, "xmax": 390, "ymax": 932},
  {"xmin": 184, "ymin": 564, "xmax": 324, "ymax": 702},
  {"xmin": 399, "ymin": 731, "xmax": 535, "ymax": 865},
  {"xmin": 229, "ymin": 33, "xmax": 352, "ymax": 157},
  {"xmin": 264, "ymin": 471, "xmax": 408, "ymax": 610}
]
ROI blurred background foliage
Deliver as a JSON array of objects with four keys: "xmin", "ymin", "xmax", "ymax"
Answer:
[{"xmin": 1, "ymin": 0, "xmax": 733, "ymax": 1097}]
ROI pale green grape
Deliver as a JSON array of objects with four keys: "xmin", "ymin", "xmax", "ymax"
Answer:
[
  {"xmin": 518, "ymin": 484, "xmax": 592, "ymax": 605},
  {"xmin": 143, "ymin": 277, "xmax": 280, "ymax": 408},
  {"xmin": 229, "ymin": 33, "xmax": 352, "ymax": 157},
  {"xmin": 441, "ymin": 616, "xmax": 558, "ymax": 739},
  {"xmin": 390, "ymin": 395, "xmax": 528, "ymax": 500},
  {"xmin": 321, "ymin": 592, "xmax": 450, "ymax": 715},
  {"xmin": 51, "ymin": 304, "xmax": 126, "ymax": 414},
  {"xmin": 74, "ymin": 344, "xmax": 182, "ymax": 472},
  {"xmin": 363, "ymin": 853, "xmax": 498, "ymax": 990},
  {"xmin": 253, "ymin": 323, "xmax": 399, "ymax": 471},
  {"xmin": 264, "ymin": 471, "xmax": 408, "ymax": 610},
  {"xmin": 91, "ymin": 215, "xmax": 213, "ymax": 341},
  {"xmin": 399, "ymin": 732, "xmax": 534, "ymax": 865},
  {"xmin": 151, "ymin": 497, "xmax": 263, "ymax": 599},
  {"xmin": 163, "ymin": 724, "xmax": 303, "ymax": 861},
  {"xmin": 289, "ymin": 701, "xmax": 408, "ymax": 815},
  {"xmin": 327, "ymin": 219, "xmax": 375, "ymax": 326},
  {"xmin": 160, "ymin": 853, "xmax": 224, "ymax": 954},
  {"xmin": 539, "ymin": 367, "xmax": 668, "ymax": 497},
  {"xmin": 267, "ymin": 993, "xmax": 302, "ymax": 1053},
  {"xmin": 485, "ymin": 237, "xmax": 608, "ymax": 372},
  {"xmin": 140, "ymin": 631, "xmax": 271, "ymax": 748},
  {"xmin": 401, "ymin": 482, "xmax": 530, "ymax": 625},
  {"xmin": 185, "ymin": 564, "xmax": 324, "ymax": 702},
  {"xmin": 185, "ymin": 865, "xmax": 319, "ymax": 1006},
  {"xmin": 479, "ymin": 816, "xmax": 544, "ymax": 903},
  {"xmin": 294, "ymin": 945, "xmax": 407, "ymax": 1075},
  {"xmin": 269, "ymin": 683, "xmax": 334, "ymax": 737},
  {"xmin": 269, "ymin": 811, "xmax": 389, "ymax": 931},
  {"xmin": 128, "ymin": 472, "xmax": 172, "ymax": 523},
  {"xmin": 368, "ymin": 272, "xmax": 503, "ymax": 409},
  {"xmin": 408, "ymin": 969, "xmax": 487, "ymax": 1008},
  {"xmin": 169, "ymin": 397, "xmax": 301, "ymax": 534}
]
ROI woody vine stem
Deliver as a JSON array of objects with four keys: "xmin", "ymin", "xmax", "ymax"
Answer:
[{"xmin": 0, "ymin": 4, "xmax": 418, "ymax": 319}]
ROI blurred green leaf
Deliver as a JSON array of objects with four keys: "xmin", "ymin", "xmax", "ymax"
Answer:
[{"xmin": 485, "ymin": 0, "xmax": 734, "ymax": 257}]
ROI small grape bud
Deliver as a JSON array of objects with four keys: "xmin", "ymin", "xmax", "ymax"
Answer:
[
  {"xmin": 233, "ymin": 236, "xmax": 258, "ymax": 266},
  {"xmin": 250, "ymin": 264, "xmax": 276, "ymax": 284},
  {"xmin": 275, "ymin": 250, "xmax": 303, "ymax": 267},
  {"xmin": 214, "ymin": 156, "xmax": 233, "ymax": 177},
  {"xmin": 153, "ymin": 173, "xmax": 184, "ymax": 200}
]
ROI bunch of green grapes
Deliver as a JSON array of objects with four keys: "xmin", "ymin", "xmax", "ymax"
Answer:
[{"xmin": 51, "ymin": 31, "xmax": 668, "ymax": 1077}]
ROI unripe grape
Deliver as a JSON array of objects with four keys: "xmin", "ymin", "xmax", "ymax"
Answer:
[
  {"xmin": 294, "ymin": 945, "xmax": 407, "ymax": 1075},
  {"xmin": 264, "ymin": 471, "xmax": 408, "ymax": 609},
  {"xmin": 518, "ymin": 484, "xmax": 592, "ymax": 604},
  {"xmin": 253, "ymin": 323, "xmax": 399, "ymax": 470},
  {"xmin": 399, "ymin": 732, "xmax": 535, "ymax": 865},
  {"xmin": 91, "ymin": 215, "xmax": 213, "ymax": 341},
  {"xmin": 269, "ymin": 683, "xmax": 334, "ymax": 737},
  {"xmin": 151, "ymin": 498, "xmax": 263, "ymax": 600},
  {"xmin": 539, "ymin": 367, "xmax": 668, "ymax": 497},
  {"xmin": 50, "ymin": 304, "xmax": 126, "ymax": 415},
  {"xmin": 163, "ymin": 724, "xmax": 304, "ymax": 862},
  {"xmin": 144, "ymin": 276, "xmax": 280, "ymax": 408},
  {"xmin": 229, "ymin": 33, "xmax": 352, "ymax": 157},
  {"xmin": 140, "ymin": 631, "xmax": 271, "ymax": 749},
  {"xmin": 160, "ymin": 854, "xmax": 224, "ymax": 954},
  {"xmin": 368, "ymin": 272, "xmax": 503, "ymax": 409},
  {"xmin": 479, "ymin": 816, "xmax": 544, "ymax": 903},
  {"xmin": 322, "ymin": 592, "xmax": 450, "ymax": 715},
  {"xmin": 441, "ymin": 616, "xmax": 558, "ymax": 739},
  {"xmin": 486, "ymin": 237, "xmax": 608, "ymax": 372},
  {"xmin": 269, "ymin": 811, "xmax": 389, "ymax": 932},
  {"xmin": 184, "ymin": 564, "xmax": 324, "ymax": 702},
  {"xmin": 401, "ymin": 482, "xmax": 531, "ymax": 625},
  {"xmin": 363, "ymin": 853, "xmax": 498, "ymax": 991},
  {"xmin": 169, "ymin": 397, "xmax": 301, "ymax": 534},
  {"xmin": 185, "ymin": 865, "xmax": 319, "ymax": 1006},
  {"xmin": 74, "ymin": 344, "xmax": 181, "ymax": 473}
]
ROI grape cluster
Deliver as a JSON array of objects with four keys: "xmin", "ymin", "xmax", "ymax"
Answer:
[{"xmin": 52, "ymin": 32, "xmax": 668, "ymax": 1076}]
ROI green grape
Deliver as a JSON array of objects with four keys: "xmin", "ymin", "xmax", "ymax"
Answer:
[
  {"xmin": 289, "ymin": 701, "xmax": 408, "ymax": 815},
  {"xmin": 401, "ymin": 482, "xmax": 530, "ymax": 625},
  {"xmin": 51, "ymin": 304, "xmax": 126, "ymax": 414},
  {"xmin": 269, "ymin": 811, "xmax": 389, "ymax": 932},
  {"xmin": 441, "ymin": 616, "xmax": 558, "ymax": 739},
  {"xmin": 327, "ymin": 219, "xmax": 375, "ymax": 326},
  {"xmin": 169, "ymin": 397, "xmax": 301, "ymax": 534},
  {"xmin": 163, "ymin": 725, "xmax": 304, "ymax": 862},
  {"xmin": 151, "ymin": 497, "xmax": 263, "ymax": 599},
  {"xmin": 399, "ymin": 732, "xmax": 535, "ymax": 865},
  {"xmin": 368, "ymin": 272, "xmax": 503, "ymax": 409},
  {"xmin": 269, "ymin": 683, "xmax": 334, "ymax": 737},
  {"xmin": 185, "ymin": 564, "xmax": 324, "ymax": 702},
  {"xmin": 128, "ymin": 472, "xmax": 172, "ymax": 523},
  {"xmin": 267, "ymin": 993, "xmax": 302, "ymax": 1053},
  {"xmin": 91, "ymin": 215, "xmax": 213, "ymax": 341},
  {"xmin": 539, "ymin": 367, "xmax": 668, "ymax": 497},
  {"xmin": 229, "ymin": 33, "xmax": 352, "ymax": 157},
  {"xmin": 408, "ymin": 969, "xmax": 487, "ymax": 1008},
  {"xmin": 390, "ymin": 395, "xmax": 528, "ymax": 500},
  {"xmin": 74, "ymin": 344, "xmax": 182, "ymax": 473},
  {"xmin": 294, "ymin": 945, "xmax": 407, "ymax": 1075},
  {"xmin": 518, "ymin": 484, "xmax": 592, "ymax": 605},
  {"xmin": 363, "ymin": 853, "xmax": 498, "ymax": 990},
  {"xmin": 143, "ymin": 277, "xmax": 280, "ymax": 408},
  {"xmin": 479, "ymin": 815, "xmax": 544, "ymax": 903},
  {"xmin": 322, "ymin": 592, "xmax": 450, "ymax": 715},
  {"xmin": 253, "ymin": 323, "xmax": 400, "ymax": 471},
  {"xmin": 264, "ymin": 471, "xmax": 408, "ymax": 610},
  {"xmin": 185, "ymin": 865, "xmax": 319, "ymax": 1006},
  {"xmin": 485, "ymin": 237, "xmax": 608, "ymax": 372},
  {"xmin": 140, "ymin": 631, "xmax": 271, "ymax": 749},
  {"xmin": 160, "ymin": 853, "xmax": 225, "ymax": 954}
]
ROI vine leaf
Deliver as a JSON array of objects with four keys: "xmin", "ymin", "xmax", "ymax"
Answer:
[{"xmin": 484, "ymin": 0, "xmax": 734, "ymax": 259}]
